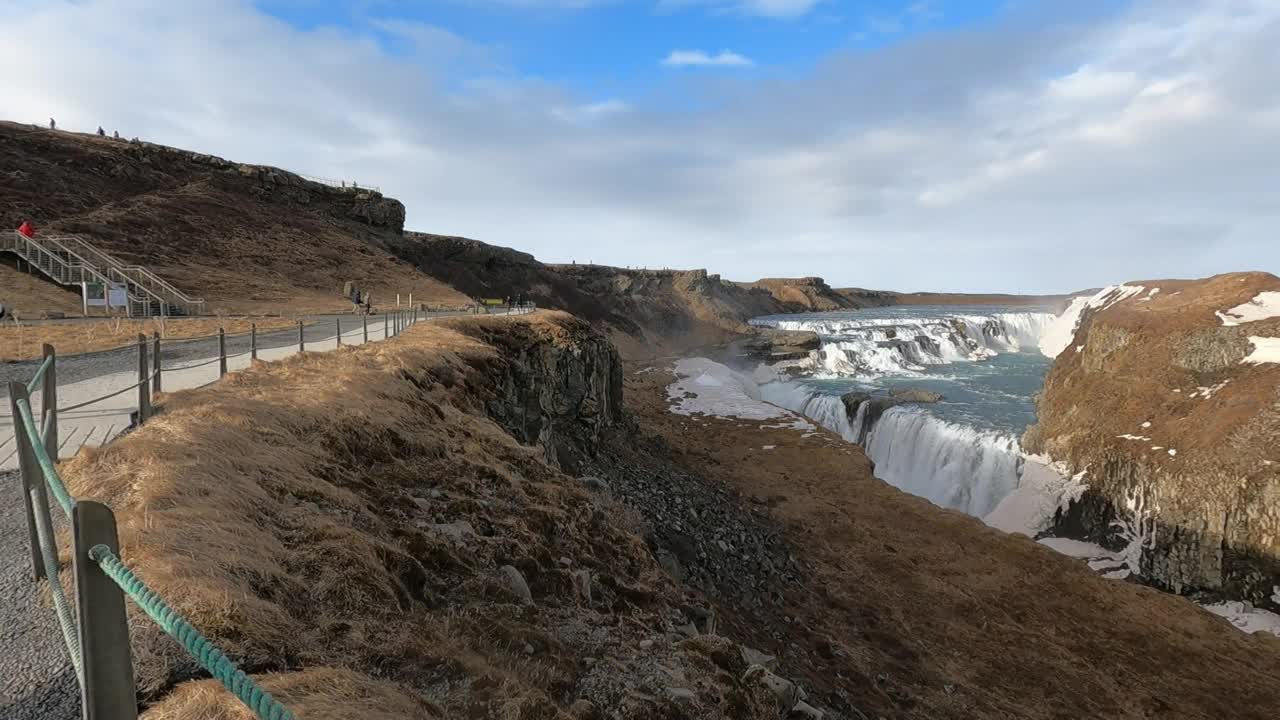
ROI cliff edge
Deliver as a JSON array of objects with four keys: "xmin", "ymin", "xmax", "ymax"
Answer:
[{"xmin": 1026, "ymin": 272, "xmax": 1280, "ymax": 606}]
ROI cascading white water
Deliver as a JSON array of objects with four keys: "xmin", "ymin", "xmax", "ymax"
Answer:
[
  {"xmin": 755, "ymin": 312, "xmax": 1055, "ymax": 379},
  {"xmin": 862, "ymin": 408, "xmax": 1022, "ymax": 517},
  {"xmin": 758, "ymin": 381, "xmax": 1027, "ymax": 517},
  {"xmin": 752, "ymin": 308, "xmax": 1059, "ymax": 525}
]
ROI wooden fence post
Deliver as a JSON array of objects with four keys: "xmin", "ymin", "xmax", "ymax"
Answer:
[
  {"xmin": 218, "ymin": 328, "xmax": 227, "ymax": 376},
  {"xmin": 73, "ymin": 500, "xmax": 139, "ymax": 720},
  {"xmin": 136, "ymin": 335, "xmax": 150, "ymax": 423},
  {"xmin": 152, "ymin": 333, "xmax": 162, "ymax": 394},
  {"xmin": 41, "ymin": 344, "xmax": 58, "ymax": 461},
  {"xmin": 298, "ymin": 320, "xmax": 305, "ymax": 353},
  {"xmin": 250, "ymin": 323, "xmax": 258, "ymax": 361},
  {"xmin": 336, "ymin": 317, "xmax": 342, "ymax": 347},
  {"xmin": 8, "ymin": 381, "xmax": 46, "ymax": 580},
  {"xmin": 363, "ymin": 315, "xmax": 368, "ymax": 344}
]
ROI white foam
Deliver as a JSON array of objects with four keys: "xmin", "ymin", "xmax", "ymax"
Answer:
[
  {"xmin": 863, "ymin": 407, "xmax": 1026, "ymax": 518},
  {"xmin": 1243, "ymin": 336, "xmax": 1280, "ymax": 364},
  {"xmin": 984, "ymin": 460, "xmax": 1088, "ymax": 536},
  {"xmin": 756, "ymin": 311, "xmax": 1053, "ymax": 379},
  {"xmin": 1217, "ymin": 291, "xmax": 1280, "ymax": 326}
]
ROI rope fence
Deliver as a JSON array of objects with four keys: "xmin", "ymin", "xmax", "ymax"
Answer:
[{"xmin": 1, "ymin": 302, "xmax": 514, "ymax": 719}]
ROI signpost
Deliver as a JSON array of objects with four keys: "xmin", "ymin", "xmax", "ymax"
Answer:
[{"xmin": 82, "ymin": 281, "xmax": 129, "ymax": 314}]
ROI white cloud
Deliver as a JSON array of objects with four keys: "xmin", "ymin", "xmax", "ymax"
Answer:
[
  {"xmin": 660, "ymin": 0, "xmax": 824, "ymax": 18},
  {"xmin": 552, "ymin": 99, "xmax": 631, "ymax": 124},
  {"xmin": 1, "ymin": 0, "xmax": 1279, "ymax": 293},
  {"xmin": 662, "ymin": 49, "xmax": 754, "ymax": 67}
]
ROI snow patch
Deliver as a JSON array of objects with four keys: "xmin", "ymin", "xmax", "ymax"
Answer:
[
  {"xmin": 1038, "ymin": 537, "xmax": 1109, "ymax": 558},
  {"xmin": 1201, "ymin": 601, "xmax": 1280, "ymax": 636},
  {"xmin": 1217, "ymin": 291, "xmax": 1280, "ymax": 326},
  {"xmin": 1117, "ymin": 434, "xmax": 1151, "ymax": 441},
  {"xmin": 667, "ymin": 358, "xmax": 813, "ymax": 431},
  {"xmin": 1242, "ymin": 336, "xmax": 1280, "ymax": 364},
  {"xmin": 1191, "ymin": 379, "xmax": 1230, "ymax": 399},
  {"xmin": 1040, "ymin": 285, "xmax": 1146, "ymax": 358},
  {"xmin": 762, "ymin": 445, "xmax": 776, "ymax": 450},
  {"xmin": 1141, "ymin": 421, "xmax": 1152, "ymax": 428}
]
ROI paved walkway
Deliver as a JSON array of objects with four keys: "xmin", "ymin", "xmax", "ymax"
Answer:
[
  {"xmin": 0, "ymin": 315, "xmax": 405, "ymax": 471},
  {"xmin": 0, "ymin": 310, "xmax": 454, "ymax": 718}
]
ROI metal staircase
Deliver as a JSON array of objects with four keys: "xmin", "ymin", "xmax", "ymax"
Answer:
[{"xmin": 1, "ymin": 231, "xmax": 205, "ymax": 317}]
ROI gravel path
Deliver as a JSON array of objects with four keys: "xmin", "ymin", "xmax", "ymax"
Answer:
[{"xmin": 0, "ymin": 470, "xmax": 78, "ymax": 720}]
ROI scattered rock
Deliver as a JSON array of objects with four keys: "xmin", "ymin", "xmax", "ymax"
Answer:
[
  {"xmin": 666, "ymin": 687, "xmax": 697, "ymax": 703},
  {"xmin": 791, "ymin": 700, "xmax": 825, "ymax": 719},
  {"xmin": 579, "ymin": 476, "xmax": 611, "ymax": 494},
  {"xmin": 639, "ymin": 638, "xmax": 655, "ymax": 650},
  {"xmin": 740, "ymin": 645, "xmax": 777, "ymax": 670},
  {"xmin": 498, "ymin": 565, "xmax": 533, "ymax": 604},
  {"xmin": 744, "ymin": 665, "xmax": 804, "ymax": 710},
  {"xmin": 431, "ymin": 521, "xmax": 476, "ymax": 542},
  {"xmin": 572, "ymin": 569, "xmax": 593, "ymax": 604},
  {"xmin": 568, "ymin": 699, "xmax": 598, "ymax": 719}
]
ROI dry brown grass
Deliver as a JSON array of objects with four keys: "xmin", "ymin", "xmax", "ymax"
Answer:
[
  {"xmin": 59, "ymin": 313, "xmax": 772, "ymax": 719},
  {"xmin": 0, "ymin": 316, "xmax": 302, "ymax": 361},
  {"xmin": 142, "ymin": 668, "xmax": 436, "ymax": 720}
]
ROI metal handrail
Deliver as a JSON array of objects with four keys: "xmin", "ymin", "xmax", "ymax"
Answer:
[
  {"xmin": 43, "ymin": 235, "xmax": 205, "ymax": 312},
  {"xmin": 4, "ymin": 232, "xmax": 202, "ymax": 316}
]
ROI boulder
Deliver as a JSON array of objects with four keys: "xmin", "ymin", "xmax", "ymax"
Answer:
[
  {"xmin": 888, "ymin": 388, "xmax": 944, "ymax": 403},
  {"xmin": 498, "ymin": 565, "xmax": 533, "ymax": 604}
]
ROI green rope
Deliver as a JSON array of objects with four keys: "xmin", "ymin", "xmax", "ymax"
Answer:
[
  {"xmin": 29, "ymin": 485, "xmax": 83, "ymax": 680},
  {"xmin": 26, "ymin": 355, "xmax": 54, "ymax": 394},
  {"xmin": 88, "ymin": 545, "xmax": 296, "ymax": 720},
  {"xmin": 15, "ymin": 398, "xmax": 74, "ymax": 516}
]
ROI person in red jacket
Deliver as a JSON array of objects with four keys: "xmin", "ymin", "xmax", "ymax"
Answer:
[{"xmin": 17, "ymin": 220, "xmax": 35, "ymax": 238}]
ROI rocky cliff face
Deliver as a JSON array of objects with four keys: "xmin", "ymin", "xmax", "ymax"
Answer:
[
  {"xmin": 396, "ymin": 233, "xmax": 815, "ymax": 354},
  {"xmin": 445, "ymin": 313, "xmax": 623, "ymax": 474},
  {"xmin": 737, "ymin": 277, "xmax": 865, "ymax": 312},
  {"xmin": 1026, "ymin": 272, "xmax": 1280, "ymax": 606}
]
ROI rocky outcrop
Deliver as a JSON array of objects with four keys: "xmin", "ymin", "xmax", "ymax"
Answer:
[
  {"xmin": 737, "ymin": 328, "xmax": 821, "ymax": 362},
  {"xmin": 1027, "ymin": 273, "xmax": 1280, "ymax": 606},
  {"xmin": 887, "ymin": 388, "xmax": 944, "ymax": 403},
  {"xmin": 740, "ymin": 277, "xmax": 864, "ymax": 312},
  {"xmin": 448, "ymin": 313, "xmax": 624, "ymax": 474}
]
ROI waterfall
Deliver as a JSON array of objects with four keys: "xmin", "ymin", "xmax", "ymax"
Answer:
[
  {"xmin": 754, "ymin": 311, "xmax": 1055, "ymax": 378},
  {"xmin": 748, "ymin": 306, "xmax": 1068, "ymax": 528},
  {"xmin": 863, "ymin": 407, "xmax": 1023, "ymax": 517}
]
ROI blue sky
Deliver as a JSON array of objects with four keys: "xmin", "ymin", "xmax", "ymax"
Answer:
[
  {"xmin": 2, "ymin": 0, "xmax": 1277, "ymax": 293},
  {"xmin": 256, "ymin": 0, "xmax": 1011, "ymax": 105}
]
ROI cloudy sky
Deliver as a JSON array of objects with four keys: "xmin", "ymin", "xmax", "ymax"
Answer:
[{"xmin": 1, "ymin": 0, "xmax": 1277, "ymax": 293}]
